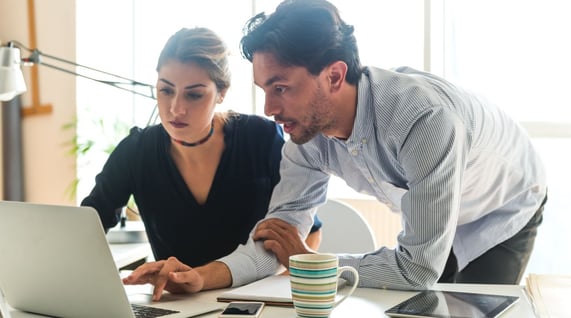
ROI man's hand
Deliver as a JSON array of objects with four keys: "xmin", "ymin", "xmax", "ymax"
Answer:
[
  {"xmin": 253, "ymin": 218, "xmax": 314, "ymax": 267},
  {"xmin": 122, "ymin": 256, "xmax": 203, "ymax": 301}
]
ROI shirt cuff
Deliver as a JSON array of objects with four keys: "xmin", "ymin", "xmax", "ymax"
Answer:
[
  {"xmin": 338, "ymin": 254, "xmax": 361, "ymax": 286},
  {"xmin": 217, "ymin": 239, "xmax": 281, "ymax": 287}
]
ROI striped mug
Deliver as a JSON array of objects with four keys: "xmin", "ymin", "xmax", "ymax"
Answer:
[{"xmin": 289, "ymin": 253, "xmax": 359, "ymax": 317}]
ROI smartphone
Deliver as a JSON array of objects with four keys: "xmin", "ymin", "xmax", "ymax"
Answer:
[{"xmin": 218, "ymin": 301, "xmax": 265, "ymax": 317}]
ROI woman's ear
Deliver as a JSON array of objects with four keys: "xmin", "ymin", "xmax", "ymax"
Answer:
[
  {"xmin": 327, "ymin": 61, "xmax": 348, "ymax": 92},
  {"xmin": 217, "ymin": 89, "xmax": 228, "ymax": 104}
]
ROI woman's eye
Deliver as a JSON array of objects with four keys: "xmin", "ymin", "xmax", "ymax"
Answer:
[
  {"xmin": 158, "ymin": 87, "xmax": 173, "ymax": 95},
  {"xmin": 186, "ymin": 92, "xmax": 203, "ymax": 100}
]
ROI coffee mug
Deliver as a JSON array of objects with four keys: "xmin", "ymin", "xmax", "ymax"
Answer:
[{"xmin": 289, "ymin": 253, "xmax": 359, "ymax": 317}]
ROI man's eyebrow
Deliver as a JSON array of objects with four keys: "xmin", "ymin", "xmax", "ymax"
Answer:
[{"xmin": 262, "ymin": 75, "xmax": 284, "ymax": 88}]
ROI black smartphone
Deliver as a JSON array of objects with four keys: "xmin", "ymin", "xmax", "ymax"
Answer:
[{"xmin": 219, "ymin": 301, "xmax": 265, "ymax": 318}]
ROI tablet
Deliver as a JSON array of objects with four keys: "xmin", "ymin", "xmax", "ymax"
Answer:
[{"xmin": 385, "ymin": 290, "xmax": 519, "ymax": 318}]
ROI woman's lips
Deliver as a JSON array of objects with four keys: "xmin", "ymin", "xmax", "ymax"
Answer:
[{"xmin": 169, "ymin": 121, "xmax": 188, "ymax": 129}]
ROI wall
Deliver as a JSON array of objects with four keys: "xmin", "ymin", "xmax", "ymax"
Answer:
[{"xmin": 0, "ymin": 0, "xmax": 76, "ymax": 205}]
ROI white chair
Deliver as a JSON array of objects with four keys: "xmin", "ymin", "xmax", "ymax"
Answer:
[{"xmin": 316, "ymin": 199, "xmax": 377, "ymax": 254}]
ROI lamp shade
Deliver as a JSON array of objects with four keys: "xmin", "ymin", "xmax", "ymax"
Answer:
[{"xmin": 0, "ymin": 46, "xmax": 27, "ymax": 101}]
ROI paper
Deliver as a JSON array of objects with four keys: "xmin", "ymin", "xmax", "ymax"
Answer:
[
  {"xmin": 525, "ymin": 273, "xmax": 571, "ymax": 318},
  {"xmin": 217, "ymin": 275, "xmax": 294, "ymax": 307},
  {"xmin": 217, "ymin": 275, "xmax": 349, "ymax": 307}
]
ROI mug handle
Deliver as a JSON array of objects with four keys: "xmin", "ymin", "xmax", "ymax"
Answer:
[{"xmin": 333, "ymin": 266, "xmax": 360, "ymax": 308}]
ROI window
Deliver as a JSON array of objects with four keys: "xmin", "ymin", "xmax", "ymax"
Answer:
[{"xmin": 439, "ymin": 0, "xmax": 571, "ymax": 276}]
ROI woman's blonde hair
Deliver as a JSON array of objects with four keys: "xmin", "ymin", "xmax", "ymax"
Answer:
[{"xmin": 157, "ymin": 27, "xmax": 231, "ymax": 93}]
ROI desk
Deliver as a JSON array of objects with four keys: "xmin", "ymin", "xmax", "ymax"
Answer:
[
  {"xmin": 101, "ymin": 242, "xmax": 532, "ymax": 316},
  {"xmin": 109, "ymin": 243, "xmax": 152, "ymax": 270},
  {"xmin": 108, "ymin": 283, "xmax": 535, "ymax": 318},
  {"xmin": 187, "ymin": 283, "xmax": 535, "ymax": 317},
  {"xmin": 3, "ymin": 283, "xmax": 534, "ymax": 318}
]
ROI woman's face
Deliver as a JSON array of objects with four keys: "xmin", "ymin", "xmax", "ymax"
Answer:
[{"xmin": 156, "ymin": 59, "xmax": 222, "ymax": 143}]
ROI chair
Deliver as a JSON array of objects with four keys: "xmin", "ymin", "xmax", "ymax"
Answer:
[{"xmin": 316, "ymin": 199, "xmax": 377, "ymax": 254}]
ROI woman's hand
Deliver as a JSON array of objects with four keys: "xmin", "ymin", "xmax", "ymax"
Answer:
[{"xmin": 122, "ymin": 256, "xmax": 204, "ymax": 301}]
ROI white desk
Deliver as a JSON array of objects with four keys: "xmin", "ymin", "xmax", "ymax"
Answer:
[
  {"xmin": 186, "ymin": 283, "xmax": 535, "ymax": 317},
  {"xmin": 102, "ymin": 245, "xmax": 527, "ymax": 316},
  {"xmin": 2, "ymin": 242, "xmax": 536, "ymax": 318},
  {"xmin": 109, "ymin": 243, "xmax": 152, "ymax": 269},
  {"xmin": 2, "ymin": 283, "xmax": 535, "ymax": 318}
]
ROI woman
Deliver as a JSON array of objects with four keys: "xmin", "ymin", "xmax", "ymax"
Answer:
[{"xmin": 81, "ymin": 27, "xmax": 321, "ymax": 268}]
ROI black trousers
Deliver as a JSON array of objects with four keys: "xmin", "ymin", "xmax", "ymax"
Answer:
[{"xmin": 438, "ymin": 194, "xmax": 547, "ymax": 284}]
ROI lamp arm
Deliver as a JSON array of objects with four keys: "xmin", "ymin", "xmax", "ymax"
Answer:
[
  {"xmin": 40, "ymin": 61, "xmax": 156, "ymax": 100},
  {"xmin": 10, "ymin": 41, "xmax": 156, "ymax": 100}
]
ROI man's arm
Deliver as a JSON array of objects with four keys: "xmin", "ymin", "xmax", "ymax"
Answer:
[
  {"xmin": 336, "ymin": 108, "xmax": 469, "ymax": 290},
  {"xmin": 217, "ymin": 140, "xmax": 330, "ymax": 286}
]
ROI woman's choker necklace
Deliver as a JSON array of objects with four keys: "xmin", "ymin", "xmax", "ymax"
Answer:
[{"xmin": 173, "ymin": 120, "xmax": 214, "ymax": 147}]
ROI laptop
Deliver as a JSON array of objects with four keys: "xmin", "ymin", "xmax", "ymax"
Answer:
[{"xmin": 0, "ymin": 200, "xmax": 223, "ymax": 318}]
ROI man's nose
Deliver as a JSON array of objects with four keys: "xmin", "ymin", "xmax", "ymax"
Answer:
[{"xmin": 264, "ymin": 96, "xmax": 280, "ymax": 117}]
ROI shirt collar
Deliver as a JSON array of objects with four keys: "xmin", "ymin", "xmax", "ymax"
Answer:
[{"xmin": 342, "ymin": 67, "xmax": 374, "ymax": 145}]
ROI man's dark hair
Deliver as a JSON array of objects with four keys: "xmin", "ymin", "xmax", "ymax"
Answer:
[{"xmin": 240, "ymin": 0, "xmax": 363, "ymax": 85}]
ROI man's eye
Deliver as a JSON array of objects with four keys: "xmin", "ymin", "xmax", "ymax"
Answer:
[{"xmin": 275, "ymin": 86, "xmax": 286, "ymax": 94}]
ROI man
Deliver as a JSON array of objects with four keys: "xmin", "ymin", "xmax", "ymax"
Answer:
[{"xmin": 123, "ymin": 0, "xmax": 547, "ymax": 299}]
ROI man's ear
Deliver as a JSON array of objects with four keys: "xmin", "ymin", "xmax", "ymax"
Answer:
[{"xmin": 327, "ymin": 61, "xmax": 348, "ymax": 92}]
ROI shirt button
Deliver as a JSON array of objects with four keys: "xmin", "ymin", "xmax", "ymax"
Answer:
[
  {"xmin": 351, "ymin": 150, "xmax": 358, "ymax": 156},
  {"xmin": 361, "ymin": 138, "xmax": 367, "ymax": 144},
  {"xmin": 367, "ymin": 177, "xmax": 374, "ymax": 183}
]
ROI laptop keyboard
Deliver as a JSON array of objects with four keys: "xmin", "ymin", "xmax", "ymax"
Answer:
[{"xmin": 131, "ymin": 304, "xmax": 180, "ymax": 318}]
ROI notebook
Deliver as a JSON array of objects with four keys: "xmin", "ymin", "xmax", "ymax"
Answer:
[
  {"xmin": 217, "ymin": 274, "xmax": 348, "ymax": 307},
  {"xmin": 217, "ymin": 275, "xmax": 294, "ymax": 307},
  {"xmin": 0, "ymin": 200, "xmax": 223, "ymax": 318}
]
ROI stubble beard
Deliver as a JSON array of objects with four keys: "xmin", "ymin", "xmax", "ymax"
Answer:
[
  {"xmin": 290, "ymin": 117, "xmax": 322, "ymax": 144},
  {"xmin": 289, "ymin": 87, "xmax": 333, "ymax": 145}
]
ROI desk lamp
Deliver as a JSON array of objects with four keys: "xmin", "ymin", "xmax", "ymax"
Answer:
[
  {"xmin": 0, "ymin": 41, "xmax": 152, "ymax": 243},
  {"xmin": 0, "ymin": 43, "xmax": 27, "ymax": 101}
]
